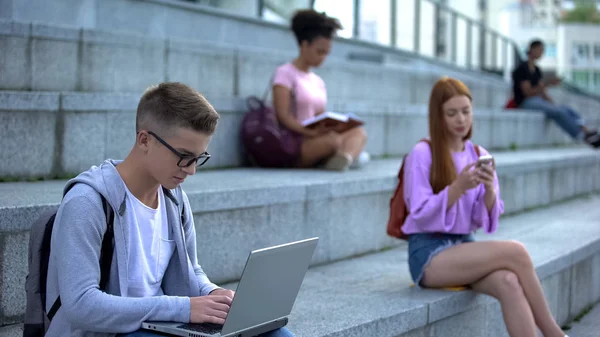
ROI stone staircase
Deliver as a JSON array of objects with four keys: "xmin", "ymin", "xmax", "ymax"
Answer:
[{"xmin": 1, "ymin": 3, "xmax": 600, "ymax": 336}]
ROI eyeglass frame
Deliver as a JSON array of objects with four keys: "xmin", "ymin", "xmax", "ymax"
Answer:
[{"xmin": 145, "ymin": 131, "xmax": 211, "ymax": 168}]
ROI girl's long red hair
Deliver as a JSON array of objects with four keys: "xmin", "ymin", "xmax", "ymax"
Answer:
[{"xmin": 428, "ymin": 77, "xmax": 473, "ymax": 194}]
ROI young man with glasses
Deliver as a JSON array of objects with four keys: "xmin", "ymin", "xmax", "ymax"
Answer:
[{"xmin": 44, "ymin": 82, "xmax": 294, "ymax": 337}]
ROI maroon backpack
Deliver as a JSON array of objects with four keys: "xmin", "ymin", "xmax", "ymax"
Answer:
[{"xmin": 240, "ymin": 78, "xmax": 301, "ymax": 168}]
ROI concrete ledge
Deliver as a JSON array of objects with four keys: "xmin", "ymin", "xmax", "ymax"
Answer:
[
  {"xmin": 0, "ymin": 163, "xmax": 600, "ymax": 328},
  {"xmin": 0, "ymin": 147, "xmax": 598, "ymax": 309},
  {"xmin": 2, "ymin": 1, "xmax": 600, "ymax": 116},
  {"xmin": 60, "ymin": 92, "xmax": 141, "ymax": 111},
  {"xmin": 2, "ymin": 89, "xmax": 594, "ymax": 178},
  {"xmin": 1, "ymin": 18, "xmax": 599, "ymax": 127},
  {"xmin": 0, "ymin": 91, "xmax": 59, "ymax": 177},
  {"xmin": 0, "ymin": 323, "xmax": 22, "ymax": 337},
  {"xmin": 31, "ymin": 21, "xmax": 79, "ymax": 41},
  {"xmin": 0, "ymin": 91, "xmax": 59, "ymax": 111},
  {"xmin": 1, "ymin": 195, "xmax": 599, "ymax": 334},
  {"xmin": 1, "ymin": 149, "xmax": 599, "ymax": 231},
  {"xmin": 0, "ymin": 18, "xmax": 434, "ymax": 100},
  {"xmin": 81, "ymin": 27, "xmax": 163, "ymax": 47},
  {"xmin": 1, "ymin": 18, "xmax": 599, "ymax": 121},
  {"xmin": 0, "ymin": 0, "xmax": 548, "ymax": 88},
  {"xmin": 274, "ymin": 195, "xmax": 600, "ymax": 337},
  {"xmin": 0, "ymin": 19, "xmax": 30, "ymax": 36}
]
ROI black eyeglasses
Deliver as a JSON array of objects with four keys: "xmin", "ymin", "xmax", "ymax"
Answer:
[{"xmin": 147, "ymin": 131, "xmax": 211, "ymax": 168}]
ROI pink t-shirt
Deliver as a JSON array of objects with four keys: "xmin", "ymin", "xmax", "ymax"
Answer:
[{"xmin": 272, "ymin": 63, "xmax": 327, "ymax": 123}]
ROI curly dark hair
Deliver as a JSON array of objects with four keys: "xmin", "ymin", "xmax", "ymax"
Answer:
[{"xmin": 291, "ymin": 9, "xmax": 343, "ymax": 45}]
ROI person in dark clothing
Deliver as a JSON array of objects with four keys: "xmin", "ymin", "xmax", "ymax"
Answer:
[{"xmin": 512, "ymin": 39, "xmax": 600, "ymax": 148}]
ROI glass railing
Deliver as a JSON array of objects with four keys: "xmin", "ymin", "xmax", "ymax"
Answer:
[
  {"xmin": 320, "ymin": 0, "xmax": 522, "ymax": 78},
  {"xmin": 560, "ymin": 80, "xmax": 600, "ymax": 102}
]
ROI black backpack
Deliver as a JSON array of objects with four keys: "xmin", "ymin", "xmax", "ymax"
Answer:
[{"xmin": 23, "ymin": 184, "xmax": 115, "ymax": 337}]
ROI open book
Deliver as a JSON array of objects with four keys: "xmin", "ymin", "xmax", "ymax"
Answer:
[{"xmin": 301, "ymin": 111, "xmax": 364, "ymax": 133}]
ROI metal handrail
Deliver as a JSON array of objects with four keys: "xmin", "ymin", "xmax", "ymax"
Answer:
[{"xmin": 352, "ymin": 0, "xmax": 521, "ymax": 77}]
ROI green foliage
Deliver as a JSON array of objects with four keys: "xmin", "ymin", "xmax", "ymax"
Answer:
[
  {"xmin": 561, "ymin": 1, "xmax": 600, "ymax": 24},
  {"xmin": 573, "ymin": 304, "xmax": 594, "ymax": 322}
]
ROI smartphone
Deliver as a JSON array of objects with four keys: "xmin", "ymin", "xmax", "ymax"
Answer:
[{"xmin": 477, "ymin": 154, "xmax": 493, "ymax": 168}]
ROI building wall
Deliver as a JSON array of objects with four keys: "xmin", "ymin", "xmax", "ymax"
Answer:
[
  {"xmin": 493, "ymin": 1, "xmax": 600, "ymax": 93},
  {"xmin": 499, "ymin": 1, "xmax": 558, "ymax": 71},
  {"xmin": 557, "ymin": 24, "xmax": 600, "ymax": 92}
]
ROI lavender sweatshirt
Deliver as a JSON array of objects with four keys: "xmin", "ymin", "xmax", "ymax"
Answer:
[{"xmin": 401, "ymin": 140, "xmax": 504, "ymax": 235}]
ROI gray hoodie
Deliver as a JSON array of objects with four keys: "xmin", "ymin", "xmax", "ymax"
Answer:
[{"xmin": 45, "ymin": 159, "xmax": 220, "ymax": 336}]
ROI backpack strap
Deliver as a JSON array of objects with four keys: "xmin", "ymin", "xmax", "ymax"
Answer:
[
  {"xmin": 47, "ymin": 194, "xmax": 114, "ymax": 321},
  {"xmin": 161, "ymin": 187, "xmax": 187, "ymax": 249},
  {"xmin": 177, "ymin": 187, "xmax": 185, "ymax": 222},
  {"xmin": 474, "ymin": 144, "xmax": 481, "ymax": 156},
  {"xmin": 99, "ymin": 196, "xmax": 114, "ymax": 290}
]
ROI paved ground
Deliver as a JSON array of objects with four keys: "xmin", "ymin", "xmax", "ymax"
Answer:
[{"xmin": 565, "ymin": 303, "xmax": 600, "ymax": 337}]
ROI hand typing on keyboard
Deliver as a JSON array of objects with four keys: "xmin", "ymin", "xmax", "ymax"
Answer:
[
  {"xmin": 189, "ymin": 295, "xmax": 232, "ymax": 325},
  {"xmin": 209, "ymin": 288, "xmax": 235, "ymax": 301}
]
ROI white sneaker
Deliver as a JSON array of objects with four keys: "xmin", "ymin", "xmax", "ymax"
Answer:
[
  {"xmin": 350, "ymin": 151, "xmax": 371, "ymax": 169},
  {"xmin": 324, "ymin": 152, "xmax": 353, "ymax": 171}
]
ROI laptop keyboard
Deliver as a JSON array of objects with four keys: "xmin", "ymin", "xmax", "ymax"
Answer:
[{"xmin": 177, "ymin": 323, "xmax": 223, "ymax": 335}]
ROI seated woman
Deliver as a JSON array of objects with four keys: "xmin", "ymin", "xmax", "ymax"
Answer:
[
  {"xmin": 271, "ymin": 9, "xmax": 368, "ymax": 171},
  {"xmin": 402, "ymin": 77, "xmax": 570, "ymax": 337}
]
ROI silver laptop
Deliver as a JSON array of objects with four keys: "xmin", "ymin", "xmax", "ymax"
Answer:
[{"xmin": 141, "ymin": 237, "xmax": 318, "ymax": 337}]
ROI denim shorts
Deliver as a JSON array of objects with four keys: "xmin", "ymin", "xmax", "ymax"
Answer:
[{"xmin": 408, "ymin": 232, "xmax": 475, "ymax": 288}]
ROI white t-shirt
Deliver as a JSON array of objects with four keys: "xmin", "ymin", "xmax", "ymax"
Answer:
[{"xmin": 124, "ymin": 186, "xmax": 176, "ymax": 297}]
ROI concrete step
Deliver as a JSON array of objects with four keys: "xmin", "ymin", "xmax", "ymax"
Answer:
[
  {"xmin": 2, "ymin": 0, "xmax": 598, "ymax": 114},
  {"xmin": 2, "ymin": 196, "xmax": 599, "ymax": 337},
  {"xmin": 273, "ymin": 194, "xmax": 600, "ymax": 337},
  {"xmin": 3, "ymin": 17, "xmax": 599, "ymax": 122},
  {"xmin": 563, "ymin": 303, "xmax": 600, "ymax": 337},
  {"xmin": 1, "ymin": 195, "xmax": 599, "ymax": 337},
  {"xmin": 2, "ymin": 89, "xmax": 596, "ymax": 178},
  {"xmin": 0, "ymin": 147, "xmax": 599, "ymax": 326},
  {"xmin": 0, "ymin": 0, "xmax": 513, "ymax": 83},
  {"xmin": 0, "ymin": 18, "xmax": 512, "ymax": 107},
  {"xmin": 0, "ymin": 323, "xmax": 22, "ymax": 337},
  {"xmin": 3, "ymin": 4, "xmax": 599, "ymax": 118}
]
